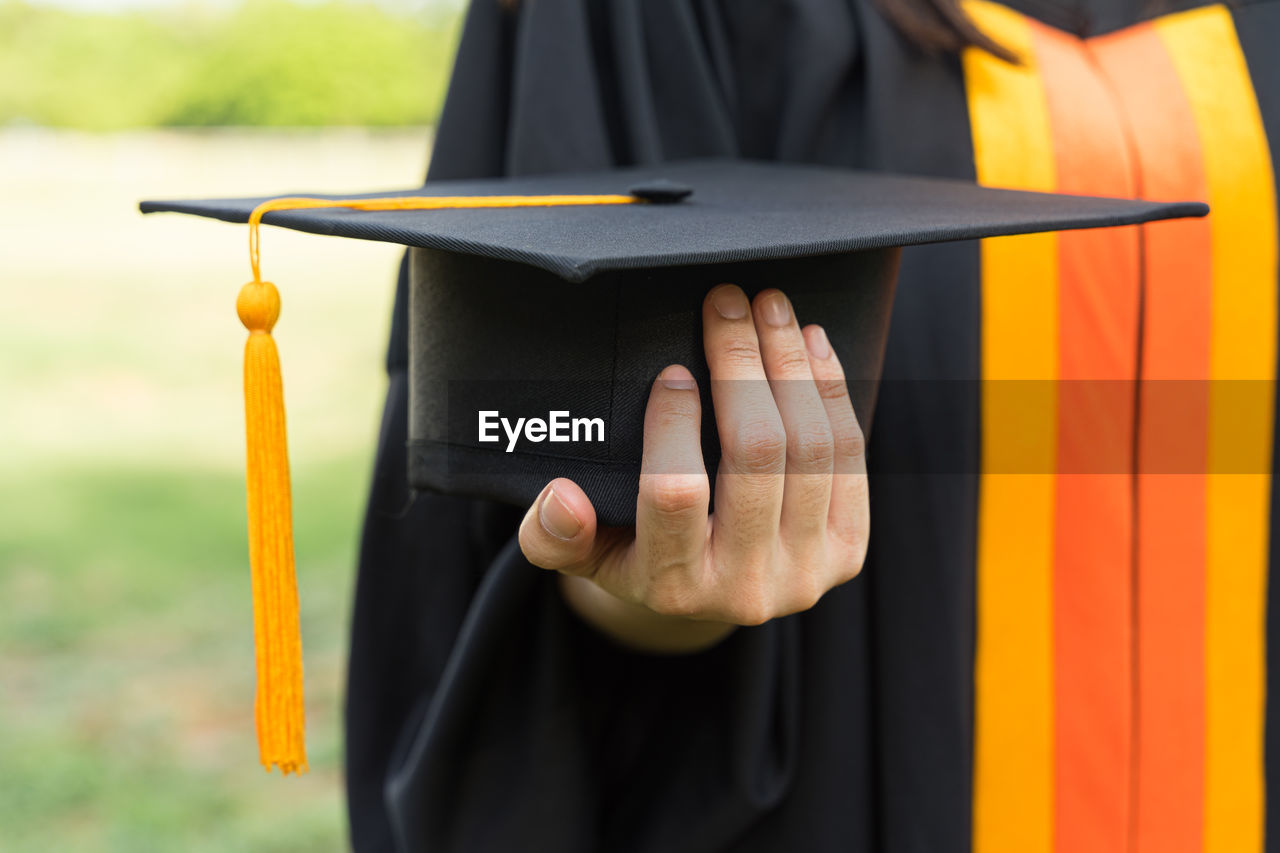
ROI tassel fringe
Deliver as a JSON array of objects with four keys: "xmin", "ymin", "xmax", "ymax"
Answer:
[{"xmin": 238, "ymin": 279, "xmax": 307, "ymax": 774}]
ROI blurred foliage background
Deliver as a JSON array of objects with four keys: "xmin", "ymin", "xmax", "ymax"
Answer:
[
  {"xmin": 0, "ymin": 0, "xmax": 461, "ymax": 129},
  {"xmin": 1, "ymin": 0, "xmax": 463, "ymax": 849}
]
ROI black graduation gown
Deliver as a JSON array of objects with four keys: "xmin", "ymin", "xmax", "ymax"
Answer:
[{"xmin": 344, "ymin": 1, "xmax": 1280, "ymax": 850}]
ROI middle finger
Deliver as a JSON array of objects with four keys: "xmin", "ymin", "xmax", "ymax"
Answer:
[{"xmin": 753, "ymin": 290, "xmax": 834, "ymax": 543}]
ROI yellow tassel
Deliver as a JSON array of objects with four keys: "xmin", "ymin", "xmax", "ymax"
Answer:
[
  {"xmin": 237, "ymin": 278, "xmax": 307, "ymax": 774},
  {"xmin": 234, "ymin": 191, "xmax": 643, "ymax": 774}
]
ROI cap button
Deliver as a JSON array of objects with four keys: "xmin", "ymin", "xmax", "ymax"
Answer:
[{"xmin": 628, "ymin": 179, "xmax": 693, "ymax": 204}]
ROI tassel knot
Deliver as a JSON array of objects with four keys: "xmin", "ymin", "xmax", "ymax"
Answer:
[{"xmin": 238, "ymin": 280, "xmax": 281, "ymax": 332}]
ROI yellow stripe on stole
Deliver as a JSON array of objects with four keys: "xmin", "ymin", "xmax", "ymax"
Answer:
[
  {"xmin": 1155, "ymin": 7, "xmax": 1278, "ymax": 853},
  {"xmin": 963, "ymin": 3, "xmax": 1058, "ymax": 851}
]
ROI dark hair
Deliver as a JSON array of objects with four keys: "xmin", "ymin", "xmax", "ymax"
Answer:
[{"xmin": 873, "ymin": 0, "xmax": 1017, "ymax": 62}]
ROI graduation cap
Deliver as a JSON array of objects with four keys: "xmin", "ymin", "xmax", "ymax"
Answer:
[{"xmin": 140, "ymin": 157, "xmax": 1207, "ymax": 773}]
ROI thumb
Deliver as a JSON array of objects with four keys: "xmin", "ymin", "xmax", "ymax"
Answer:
[{"xmin": 519, "ymin": 478, "xmax": 600, "ymax": 575}]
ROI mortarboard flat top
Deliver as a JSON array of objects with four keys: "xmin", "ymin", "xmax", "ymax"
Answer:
[
  {"xmin": 140, "ymin": 158, "xmax": 1207, "ymax": 281},
  {"xmin": 139, "ymin": 155, "xmax": 1212, "ymax": 525}
]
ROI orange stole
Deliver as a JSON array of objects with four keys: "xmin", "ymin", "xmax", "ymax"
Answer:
[
  {"xmin": 1031, "ymin": 21, "xmax": 1141, "ymax": 853},
  {"xmin": 1092, "ymin": 23, "xmax": 1212, "ymax": 853},
  {"xmin": 963, "ymin": 3, "xmax": 1277, "ymax": 852}
]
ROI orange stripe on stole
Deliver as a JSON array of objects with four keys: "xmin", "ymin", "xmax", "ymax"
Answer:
[
  {"xmin": 1091, "ymin": 24, "xmax": 1211, "ymax": 853},
  {"xmin": 1029, "ymin": 20, "xmax": 1142, "ymax": 853}
]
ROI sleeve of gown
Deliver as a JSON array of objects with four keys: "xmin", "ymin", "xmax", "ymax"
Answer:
[{"xmin": 344, "ymin": 1, "xmax": 876, "ymax": 850}]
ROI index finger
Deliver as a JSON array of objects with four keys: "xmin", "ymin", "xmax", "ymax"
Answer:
[{"xmin": 702, "ymin": 284, "xmax": 786, "ymax": 565}]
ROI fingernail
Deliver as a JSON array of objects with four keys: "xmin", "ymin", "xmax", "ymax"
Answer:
[
  {"xmin": 761, "ymin": 291, "xmax": 791, "ymax": 327},
  {"xmin": 539, "ymin": 486, "xmax": 582, "ymax": 540},
  {"xmin": 711, "ymin": 285, "xmax": 748, "ymax": 319},
  {"xmin": 660, "ymin": 365, "xmax": 697, "ymax": 391},
  {"xmin": 807, "ymin": 326, "xmax": 832, "ymax": 359}
]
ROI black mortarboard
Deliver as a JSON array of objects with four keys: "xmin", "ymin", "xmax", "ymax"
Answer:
[{"xmin": 140, "ymin": 157, "xmax": 1206, "ymax": 772}]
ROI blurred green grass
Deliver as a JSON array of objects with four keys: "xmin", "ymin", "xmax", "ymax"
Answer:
[
  {"xmin": 0, "ymin": 0, "xmax": 462, "ymax": 130},
  {"xmin": 1, "ymin": 0, "xmax": 462, "ymax": 842},
  {"xmin": 1, "ymin": 459, "xmax": 362, "ymax": 852},
  {"xmin": 1, "ymin": 127, "xmax": 434, "ymax": 849}
]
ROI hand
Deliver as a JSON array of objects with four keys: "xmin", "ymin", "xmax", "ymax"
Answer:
[{"xmin": 518, "ymin": 284, "xmax": 869, "ymax": 653}]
